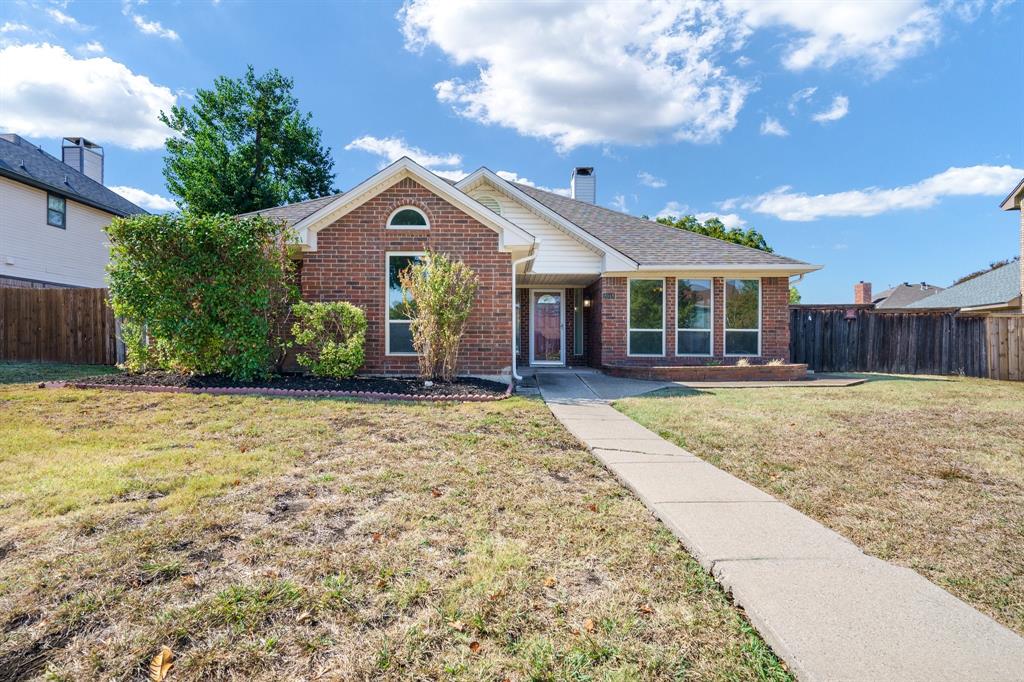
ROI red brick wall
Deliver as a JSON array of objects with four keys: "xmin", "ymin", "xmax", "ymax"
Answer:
[
  {"xmin": 593, "ymin": 275, "xmax": 790, "ymax": 367},
  {"xmin": 299, "ymin": 177, "xmax": 512, "ymax": 375}
]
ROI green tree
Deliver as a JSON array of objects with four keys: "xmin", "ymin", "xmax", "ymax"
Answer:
[
  {"xmin": 789, "ymin": 286, "xmax": 802, "ymax": 304},
  {"xmin": 653, "ymin": 214, "xmax": 773, "ymax": 252},
  {"xmin": 160, "ymin": 66, "xmax": 335, "ymax": 215}
]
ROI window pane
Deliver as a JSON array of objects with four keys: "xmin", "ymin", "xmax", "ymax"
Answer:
[
  {"xmin": 629, "ymin": 330, "xmax": 662, "ymax": 355},
  {"xmin": 389, "ymin": 208, "xmax": 426, "ymax": 226},
  {"xmin": 678, "ymin": 330, "xmax": 711, "ymax": 355},
  {"xmin": 389, "ymin": 322, "xmax": 415, "ymax": 353},
  {"xmin": 678, "ymin": 279, "xmax": 711, "ymax": 330},
  {"xmin": 48, "ymin": 194, "xmax": 65, "ymax": 212},
  {"xmin": 388, "ymin": 255, "xmax": 421, "ymax": 320},
  {"xmin": 726, "ymin": 279, "xmax": 759, "ymax": 330},
  {"xmin": 47, "ymin": 209, "xmax": 65, "ymax": 227},
  {"xmin": 726, "ymin": 331, "xmax": 758, "ymax": 355},
  {"xmin": 629, "ymin": 279, "xmax": 663, "ymax": 329}
]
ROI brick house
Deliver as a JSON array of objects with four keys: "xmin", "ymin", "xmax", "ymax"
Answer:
[{"xmin": 245, "ymin": 158, "xmax": 820, "ymax": 380}]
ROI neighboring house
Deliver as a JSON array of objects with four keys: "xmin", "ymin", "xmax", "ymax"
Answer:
[
  {"xmin": 0, "ymin": 134, "xmax": 145, "ymax": 288},
  {"xmin": 243, "ymin": 157, "xmax": 819, "ymax": 379},
  {"xmin": 853, "ymin": 280, "xmax": 943, "ymax": 308},
  {"xmin": 905, "ymin": 260, "xmax": 1021, "ymax": 312},
  {"xmin": 1000, "ymin": 176, "xmax": 1024, "ymax": 312}
]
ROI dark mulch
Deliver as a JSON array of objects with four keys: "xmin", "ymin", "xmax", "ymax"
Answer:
[{"xmin": 75, "ymin": 371, "xmax": 509, "ymax": 397}]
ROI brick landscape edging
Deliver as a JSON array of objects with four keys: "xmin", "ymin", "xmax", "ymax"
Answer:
[
  {"xmin": 603, "ymin": 363, "xmax": 808, "ymax": 382},
  {"xmin": 60, "ymin": 380, "xmax": 514, "ymax": 402}
]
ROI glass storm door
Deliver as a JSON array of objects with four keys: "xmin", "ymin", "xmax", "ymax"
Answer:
[{"xmin": 531, "ymin": 291, "xmax": 564, "ymax": 365}]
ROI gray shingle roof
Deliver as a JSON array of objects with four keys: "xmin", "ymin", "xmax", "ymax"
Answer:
[
  {"xmin": 237, "ymin": 192, "xmax": 343, "ymax": 226},
  {"xmin": 906, "ymin": 261, "xmax": 1021, "ymax": 309},
  {"xmin": 513, "ymin": 183, "xmax": 811, "ymax": 268},
  {"xmin": 0, "ymin": 134, "xmax": 145, "ymax": 216},
  {"xmin": 874, "ymin": 283, "xmax": 943, "ymax": 309}
]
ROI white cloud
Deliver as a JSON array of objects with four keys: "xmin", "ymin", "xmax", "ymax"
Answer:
[
  {"xmin": 812, "ymin": 95, "xmax": 849, "ymax": 122},
  {"xmin": 609, "ymin": 194, "xmax": 629, "ymax": 213},
  {"xmin": 46, "ymin": 8, "xmax": 84, "ymax": 28},
  {"xmin": 131, "ymin": 14, "xmax": 179, "ymax": 40},
  {"xmin": 78, "ymin": 41, "xmax": 104, "ymax": 54},
  {"xmin": 109, "ymin": 185, "xmax": 176, "ymax": 212},
  {"xmin": 760, "ymin": 116, "xmax": 789, "ymax": 136},
  {"xmin": 0, "ymin": 43, "xmax": 176, "ymax": 150},
  {"xmin": 638, "ymin": 171, "xmax": 666, "ymax": 188},
  {"xmin": 401, "ymin": 0, "xmax": 750, "ymax": 151},
  {"xmin": 656, "ymin": 201, "xmax": 747, "ymax": 228},
  {"xmin": 345, "ymin": 135, "xmax": 462, "ymax": 168},
  {"xmin": 431, "ymin": 169, "xmax": 468, "ymax": 182},
  {"xmin": 725, "ymin": 0, "xmax": 942, "ymax": 74},
  {"xmin": 1, "ymin": 22, "xmax": 31, "ymax": 33},
  {"xmin": 735, "ymin": 165, "xmax": 1024, "ymax": 221},
  {"xmin": 787, "ymin": 86, "xmax": 817, "ymax": 114},
  {"xmin": 494, "ymin": 170, "xmax": 570, "ymax": 197}
]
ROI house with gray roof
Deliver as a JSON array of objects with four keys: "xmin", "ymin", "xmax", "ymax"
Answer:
[
  {"xmin": 906, "ymin": 260, "xmax": 1021, "ymax": 313},
  {"xmin": 0, "ymin": 134, "xmax": 145, "ymax": 288},
  {"xmin": 244, "ymin": 157, "xmax": 819, "ymax": 379}
]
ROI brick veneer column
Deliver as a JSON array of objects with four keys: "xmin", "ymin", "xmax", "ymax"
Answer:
[{"xmin": 299, "ymin": 177, "xmax": 512, "ymax": 376}]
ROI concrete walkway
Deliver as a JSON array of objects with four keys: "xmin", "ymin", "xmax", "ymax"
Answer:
[{"xmin": 536, "ymin": 371, "xmax": 1024, "ymax": 682}]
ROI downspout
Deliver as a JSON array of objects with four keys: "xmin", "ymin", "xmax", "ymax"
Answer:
[{"xmin": 511, "ymin": 245, "xmax": 539, "ymax": 382}]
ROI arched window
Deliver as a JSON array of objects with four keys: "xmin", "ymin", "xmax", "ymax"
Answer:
[{"xmin": 387, "ymin": 206, "xmax": 429, "ymax": 230}]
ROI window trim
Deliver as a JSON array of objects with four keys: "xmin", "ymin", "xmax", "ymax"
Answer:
[
  {"xmin": 626, "ymin": 277, "xmax": 665, "ymax": 357},
  {"xmin": 385, "ymin": 205, "xmax": 429, "ymax": 230},
  {"xmin": 675, "ymin": 278, "xmax": 713, "ymax": 357},
  {"xmin": 385, "ymin": 251, "xmax": 425, "ymax": 356},
  {"xmin": 46, "ymin": 192, "xmax": 67, "ymax": 230},
  {"xmin": 724, "ymin": 277, "xmax": 762, "ymax": 357}
]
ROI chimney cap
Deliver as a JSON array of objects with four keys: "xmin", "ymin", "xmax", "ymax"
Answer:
[
  {"xmin": 572, "ymin": 166, "xmax": 594, "ymax": 176},
  {"xmin": 62, "ymin": 137, "xmax": 103, "ymax": 152}
]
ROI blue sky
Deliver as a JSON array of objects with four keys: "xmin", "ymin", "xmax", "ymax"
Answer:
[{"xmin": 1, "ymin": 0, "xmax": 1021, "ymax": 302}]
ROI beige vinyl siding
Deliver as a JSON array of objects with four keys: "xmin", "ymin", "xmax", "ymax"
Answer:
[
  {"xmin": 467, "ymin": 188, "xmax": 603, "ymax": 275},
  {"xmin": 0, "ymin": 176, "xmax": 113, "ymax": 287}
]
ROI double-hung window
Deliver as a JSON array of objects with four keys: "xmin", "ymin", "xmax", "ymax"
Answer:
[
  {"xmin": 677, "ymin": 279, "xmax": 712, "ymax": 355},
  {"xmin": 627, "ymin": 278, "xmax": 664, "ymax": 356},
  {"xmin": 725, "ymin": 278, "xmax": 761, "ymax": 356},
  {"xmin": 386, "ymin": 253, "xmax": 423, "ymax": 355},
  {"xmin": 47, "ymin": 193, "xmax": 66, "ymax": 229}
]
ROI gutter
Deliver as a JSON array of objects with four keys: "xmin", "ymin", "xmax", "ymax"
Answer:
[{"xmin": 510, "ymin": 245, "xmax": 539, "ymax": 382}]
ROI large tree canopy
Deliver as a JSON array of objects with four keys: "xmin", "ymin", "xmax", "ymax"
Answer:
[
  {"xmin": 654, "ymin": 214, "xmax": 773, "ymax": 253},
  {"xmin": 160, "ymin": 66, "xmax": 335, "ymax": 215}
]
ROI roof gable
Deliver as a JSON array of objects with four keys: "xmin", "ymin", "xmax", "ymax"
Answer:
[{"xmin": 285, "ymin": 158, "xmax": 533, "ymax": 252}]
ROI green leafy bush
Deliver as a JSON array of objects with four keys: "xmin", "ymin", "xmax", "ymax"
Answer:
[
  {"xmin": 290, "ymin": 301, "xmax": 366, "ymax": 378},
  {"xmin": 398, "ymin": 250, "xmax": 479, "ymax": 382},
  {"xmin": 106, "ymin": 212, "xmax": 297, "ymax": 380}
]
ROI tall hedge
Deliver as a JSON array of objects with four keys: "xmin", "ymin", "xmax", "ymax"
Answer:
[{"xmin": 105, "ymin": 212, "xmax": 297, "ymax": 379}]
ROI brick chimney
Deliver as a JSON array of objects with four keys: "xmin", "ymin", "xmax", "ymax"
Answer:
[{"xmin": 853, "ymin": 281, "xmax": 872, "ymax": 305}]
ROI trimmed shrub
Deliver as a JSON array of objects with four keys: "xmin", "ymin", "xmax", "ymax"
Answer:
[
  {"xmin": 290, "ymin": 301, "xmax": 366, "ymax": 378},
  {"xmin": 106, "ymin": 212, "xmax": 298, "ymax": 380},
  {"xmin": 398, "ymin": 250, "xmax": 479, "ymax": 382}
]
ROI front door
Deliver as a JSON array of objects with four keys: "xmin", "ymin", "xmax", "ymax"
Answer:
[{"xmin": 530, "ymin": 290, "xmax": 564, "ymax": 365}]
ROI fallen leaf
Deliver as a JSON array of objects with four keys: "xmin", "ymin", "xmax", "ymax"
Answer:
[
  {"xmin": 297, "ymin": 611, "xmax": 313, "ymax": 624},
  {"xmin": 586, "ymin": 503, "xmax": 598, "ymax": 512},
  {"xmin": 431, "ymin": 488, "xmax": 442, "ymax": 497},
  {"xmin": 372, "ymin": 532, "xmax": 382, "ymax": 543},
  {"xmin": 639, "ymin": 604, "xmax": 654, "ymax": 615},
  {"xmin": 449, "ymin": 620, "xmax": 465, "ymax": 632},
  {"xmin": 469, "ymin": 641, "xmax": 481, "ymax": 654},
  {"xmin": 543, "ymin": 576, "xmax": 557, "ymax": 588},
  {"xmin": 149, "ymin": 646, "xmax": 173, "ymax": 682},
  {"xmin": 583, "ymin": 618, "xmax": 595, "ymax": 633}
]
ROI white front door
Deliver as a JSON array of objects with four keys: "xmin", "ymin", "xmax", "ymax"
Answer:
[{"xmin": 530, "ymin": 290, "xmax": 564, "ymax": 365}]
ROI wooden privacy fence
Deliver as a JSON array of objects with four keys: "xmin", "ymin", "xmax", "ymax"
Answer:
[
  {"xmin": 986, "ymin": 314, "xmax": 1024, "ymax": 381},
  {"xmin": 0, "ymin": 287, "xmax": 118, "ymax": 365},
  {"xmin": 790, "ymin": 306, "xmax": 993, "ymax": 378}
]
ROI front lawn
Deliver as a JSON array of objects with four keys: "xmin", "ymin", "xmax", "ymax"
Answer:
[
  {"xmin": 615, "ymin": 375, "xmax": 1024, "ymax": 634},
  {"xmin": 0, "ymin": 364, "xmax": 788, "ymax": 681}
]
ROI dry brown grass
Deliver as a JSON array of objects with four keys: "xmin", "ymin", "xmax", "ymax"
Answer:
[
  {"xmin": 0, "ymin": 364, "xmax": 789, "ymax": 681},
  {"xmin": 616, "ymin": 374, "xmax": 1024, "ymax": 634}
]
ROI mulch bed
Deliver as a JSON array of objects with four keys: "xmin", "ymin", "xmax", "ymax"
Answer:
[{"xmin": 64, "ymin": 371, "xmax": 512, "ymax": 402}]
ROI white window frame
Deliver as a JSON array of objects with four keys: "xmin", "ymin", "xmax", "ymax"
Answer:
[
  {"xmin": 47, "ymin": 192, "xmax": 66, "ymax": 230},
  {"xmin": 626, "ymin": 277, "xmax": 665, "ymax": 357},
  {"xmin": 676, "ymin": 278, "xmax": 713, "ymax": 357},
  {"xmin": 386, "ymin": 205, "xmax": 430, "ymax": 230},
  {"xmin": 385, "ymin": 251, "xmax": 424, "ymax": 356},
  {"xmin": 724, "ymin": 277, "xmax": 762, "ymax": 357}
]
